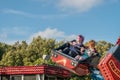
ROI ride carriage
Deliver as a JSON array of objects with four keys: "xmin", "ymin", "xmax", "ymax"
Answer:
[{"xmin": 51, "ymin": 49, "xmax": 100, "ymax": 76}]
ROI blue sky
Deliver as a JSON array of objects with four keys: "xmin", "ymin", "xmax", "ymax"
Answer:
[{"xmin": 0, "ymin": 0, "xmax": 120, "ymax": 44}]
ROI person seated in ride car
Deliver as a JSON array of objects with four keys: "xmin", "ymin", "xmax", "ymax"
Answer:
[
  {"xmin": 55, "ymin": 35, "xmax": 85, "ymax": 58},
  {"xmin": 75, "ymin": 40, "xmax": 98, "ymax": 61}
]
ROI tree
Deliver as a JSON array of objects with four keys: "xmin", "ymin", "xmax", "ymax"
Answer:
[{"xmin": 96, "ymin": 40, "xmax": 114, "ymax": 56}]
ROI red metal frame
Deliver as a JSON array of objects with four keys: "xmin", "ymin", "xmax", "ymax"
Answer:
[
  {"xmin": 116, "ymin": 37, "xmax": 120, "ymax": 45},
  {"xmin": 98, "ymin": 37, "xmax": 120, "ymax": 80},
  {"xmin": 0, "ymin": 65, "xmax": 71, "ymax": 77},
  {"xmin": 98, "ymin": 53, "xmax": 120, "ymax": 80}
]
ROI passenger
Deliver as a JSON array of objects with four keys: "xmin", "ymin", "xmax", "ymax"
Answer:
[
  {"xmin": 55, "ymin": 35, "xmax": 85, "ymax": 57},
  {"xmin": 75, "ymin": 40, "xmax": 98, "ymax": 61},
  {"xmin": 87, "ymin": 40, "xmax": 98, "ymax": 56}
]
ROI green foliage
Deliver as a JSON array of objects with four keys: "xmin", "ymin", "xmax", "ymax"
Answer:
[
  {"xmin": 96, "ymin": 40, "xmax": 114, "ymax": 57},
  {"xmin": 0, "ymin": 42, "xmax": 11, "ymax": 60},
  {"xmin": 0, "ymin": 36, "xmax": 58, "ymax": 66}
]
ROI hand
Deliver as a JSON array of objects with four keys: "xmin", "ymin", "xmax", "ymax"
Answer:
[
  {"xmin": 80, "ymin": 47, "xmax": 85, "ymax": 53},
  {"xmin": 69, "ymin": 41, "xmax": 77, "ymax": 46}
]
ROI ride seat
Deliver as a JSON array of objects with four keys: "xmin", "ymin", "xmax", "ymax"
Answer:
[
  {"xmin": 89, "ymin": 54, "xmax": 101, "ymax": 68},
  {"xmin": 78, "ymin": 54, "xmax": 101, "ymax": 68}
]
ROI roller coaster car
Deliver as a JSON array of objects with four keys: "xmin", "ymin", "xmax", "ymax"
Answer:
[
  {"xmin": 98, "ymin": 37, "xmax": 120, "ymax": 80},
  {"xmin": 51, "ymin": 50, "xmax": 100, "ymax": 76}
]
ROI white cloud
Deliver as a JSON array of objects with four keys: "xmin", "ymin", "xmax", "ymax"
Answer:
[
  {"xmin": 64, "ymin": 34, "xmax": 76, "ymax": 41},
  {"xmin": 58, "ymin": 0, "xmax": 104, "ymax": 12},
  {"xmin": 1, "ymin": 8, "xmax": 69, "ymax": 19},
  {"xmin": 0, "ymin": 33, "xmax": 7, "ymax": 39},
  {"xmin": 33, "ymin": 0, "xmax": 119, "ymax": 13},
  {"xmin": 1, "ymin": 9, "xmax": 37, "ymax": 18},
  {"xmin": 0, "ymin": 27, "xmax": 29, "ymax": 44},
  {"xmin": 0, "ymin": 27, "xmax": 78, "ymax": 44},
  {"xmin": 31, "ymin": 28, "xmax": 65, "ymax": 39},
  {"xmin": 1, "ymin": 27, "xmax": 28, "ymax": 35},
  {"xmin": 30, "ymin": 28, "xmax": 76, "ymax": 41}
]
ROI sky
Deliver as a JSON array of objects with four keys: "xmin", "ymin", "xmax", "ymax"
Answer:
[{"xmin": 0, "ymin": 0, "xmax": 120, "ymax": 44}]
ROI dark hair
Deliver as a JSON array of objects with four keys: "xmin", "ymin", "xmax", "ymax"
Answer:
[{"xmin": 78, "ymin": 35, "xmax": 84, "ymax": 43}]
